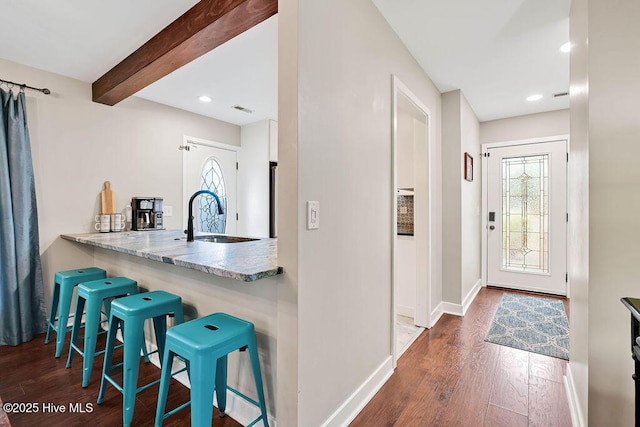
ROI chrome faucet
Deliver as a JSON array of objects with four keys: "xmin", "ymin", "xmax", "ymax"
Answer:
[{"xmin": 186, "ymin": 190, "xmax": 224, "ymax": 242}]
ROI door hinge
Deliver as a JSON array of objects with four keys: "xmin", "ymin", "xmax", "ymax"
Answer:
[
  {"xmin": 566, "ymin": 273, "xmax": 568, "ymax": 283},
  {"xmin": 236, "ymin": 213, "xmax": 239, "ymax": 221},
  {"xmin": 567, "ymin": 152, "xmax": 569, "ymax": 162},
  {"xmin": 236, "ymin": 162, "xmax": 239, "ymax": 170},
  {"xmin": 178, "ymin": 145, "xmax": 190, "ymax": 151},
  {"xmin": 566, "ymin": 213, "xmax": 569, "ymax": 222}
]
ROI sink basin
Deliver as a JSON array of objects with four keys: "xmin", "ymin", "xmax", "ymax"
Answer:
[{"xmin": 191, "ymin": 235, "xmax": 258, "ymax": 243}]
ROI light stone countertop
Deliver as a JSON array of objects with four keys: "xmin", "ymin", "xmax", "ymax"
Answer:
[{"xmin": 61, "ymin": 230, "xmax": 282, "ymax": 282}]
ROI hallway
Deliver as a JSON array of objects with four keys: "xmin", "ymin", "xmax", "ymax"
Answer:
[{"xmin": 352, "ymin": 287, "xmax": 572, "ymax": 426}]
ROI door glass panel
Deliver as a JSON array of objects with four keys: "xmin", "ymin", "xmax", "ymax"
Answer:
[
  {"xmin": 501, "ymin": 154, "xmax": 549, "ymax": 273},
  {"xmin": 198, "ymin": 157, "xmax": 227, "ymax": 233}
]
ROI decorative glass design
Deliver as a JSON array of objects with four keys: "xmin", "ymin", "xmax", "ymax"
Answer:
[
  {"xmin": 502, "ymin": 154, "xmax": 549, "ymax": 273},
  {"xmin": 198, "ymin": 157, "xmax": 227, "ymax": 233}
]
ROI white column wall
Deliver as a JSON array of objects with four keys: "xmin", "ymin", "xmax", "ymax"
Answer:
[
  {"xmin": 285, "ymin": 0, "xmax": 443, "ymax": 424},
  {"xmin": 441, "ymin": 90, "xmax": 481, "ymax": 308},
  {"xmin": 569, "ymin": 0, "xmax": 640, "ymax": 425}
]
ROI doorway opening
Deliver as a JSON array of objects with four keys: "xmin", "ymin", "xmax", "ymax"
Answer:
[
  {"xmin": 392, "ymin": 76, "xmax": 433, "ymax": 364},
  {"xmin": 182, "ymin": 136, "xmax": 239, "ymax": 235},
  {"xmin": 481, "ymin": 137, "xmax": 568, "ymax": 296}
]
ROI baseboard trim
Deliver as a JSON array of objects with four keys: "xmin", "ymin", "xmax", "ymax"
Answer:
[
  {"xmin": 430, "ymin": 303, "xmax": 444, "ymax": 327},
  {"xmin": 564, "ymin": 363, "xmax": 585, "ymax": 427},
  {"xmin": 144, "ymin": 339, "xmax": 275, "ymax": 427},
  {"xmin": 462, "ymin": 279, "xmax": 482, "ymax": 315},
  {"xmin": 441, "ymin": 301, "xmax": 464, "ymax": 316},
  {"xmin": 438, "ymin": 279, "xmax": 483, "ymax": 318},
  {"xmin": 320, "ymin": 356, "xmax": 394, "ymax": 427},
  {"xmin": 396, "ymin": 305, "xmax": 415, "ymax": 319}
]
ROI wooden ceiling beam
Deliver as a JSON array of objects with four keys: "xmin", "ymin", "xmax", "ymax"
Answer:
[{"xmin": 92, "ymin": 0, "xmax": 277, "ymax": 105}]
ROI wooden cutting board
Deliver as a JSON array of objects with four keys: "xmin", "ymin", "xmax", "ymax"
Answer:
[{"xmin": 101, "ymin": 181, "xmax": 116, "ymax": 214}]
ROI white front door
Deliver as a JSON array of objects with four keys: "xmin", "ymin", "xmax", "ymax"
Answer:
[
  {"xmin": 183, "ymin": 140, "xmax": 238, "ymax": 235},
  {"xmin": 486, "ymin": 140, "xmax": 567, "ymax": 295}
]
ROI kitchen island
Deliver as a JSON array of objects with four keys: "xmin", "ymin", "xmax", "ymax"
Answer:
[{"xmin": 60, "ymin": 230, "xmax": 280, "ymax": 425}]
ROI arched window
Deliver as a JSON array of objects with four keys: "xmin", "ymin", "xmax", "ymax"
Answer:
[{"xmin": 198, "ymin": 157, "xmax": 227, "ymax": 233}]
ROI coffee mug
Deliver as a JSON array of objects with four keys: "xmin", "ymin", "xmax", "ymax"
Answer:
[
  {"xmin": 94, "ymin": 221, "xmax": 110, "ymax": 232},
  {"xmin": 95, "ymin": 214, "xmax": 110, "ymax": 223},
  {"xmin": 110, "ymin": 213, "xmax": 126, "ymax": 232}
]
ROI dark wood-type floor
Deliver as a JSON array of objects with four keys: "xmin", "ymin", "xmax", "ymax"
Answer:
[
  {"xmin": 1, "ymin": 287, "xmax": 571, "ymax": 427},
  {"xmin": 0, "ymin": 332, "xmax": 242, "ymax": 427},
  {"xmin": 351, "ymin": 287, "xmax": 572, "ymax": 427}
]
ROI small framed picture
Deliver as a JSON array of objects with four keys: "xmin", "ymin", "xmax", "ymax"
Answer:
[{"xmin": 464, "ymin": 152, "xmax": 473, "ymax": 182}]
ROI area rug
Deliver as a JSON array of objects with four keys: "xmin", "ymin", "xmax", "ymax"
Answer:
[{"xmin": 485, "ymin": 293, "xmax": 569, "ymax": 360}]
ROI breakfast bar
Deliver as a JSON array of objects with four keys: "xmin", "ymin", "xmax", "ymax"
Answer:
[
  {"xmin": 61, "ymin": 230, "xmax": 282, "ymax": 282},
  {"xmin": 60, "ymin": 230, "xmax": 282, "ymax": 425}
]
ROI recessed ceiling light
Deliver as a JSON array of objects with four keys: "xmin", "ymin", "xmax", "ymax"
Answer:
[
  {"xmin": 198, "ymin": 95, "xmax": 212, "ymax": 103},
  {"xmin": 526, "ymin": 94, "xmax": 543, "ymax": 102},
  {"xmin": 560, "ymin": 42, "xmax": 571, "ymax": 53}
]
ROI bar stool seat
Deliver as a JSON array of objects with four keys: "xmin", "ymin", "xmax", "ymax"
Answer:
[
  {"xmin": 154, "ymin": 312, "xmax": 269, "ymax": 427},
  {"xmin": 66, "ymin": 276, "xmax": 140, "ymax": 387},
  {"xmin": 45, "ymin": 267, "xmax": 107, "ymax": 358},
  {"xmin": 98, "ymin": 290, "xmax": 183, "ymax": 427}
]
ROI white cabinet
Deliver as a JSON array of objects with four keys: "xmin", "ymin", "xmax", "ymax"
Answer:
[
  {"xmin": 397, "ymin": 109, "xmax": 415, "ymax": 189},
  {"xmin": 396, "ymin": 235, "xmax": 416, "ymax": 318}
]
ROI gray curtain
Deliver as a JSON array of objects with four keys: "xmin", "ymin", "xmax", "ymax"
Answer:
[{"xmin": 0, "ymin": 88, "xmax": 46, "ymax": 345}]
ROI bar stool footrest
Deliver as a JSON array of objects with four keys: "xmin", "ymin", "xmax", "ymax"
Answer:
[
  {"xmin": 227, "ymin": 385, "xmax": 261, "ymax": 408},
  {"xmin": 162, "ymin": 401, "xmax": 191, "ymax": 420}
]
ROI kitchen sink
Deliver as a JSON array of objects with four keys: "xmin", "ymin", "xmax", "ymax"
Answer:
[{"xmin": 191, "ymin": 235, "xmax": 258, "ymax": 243}]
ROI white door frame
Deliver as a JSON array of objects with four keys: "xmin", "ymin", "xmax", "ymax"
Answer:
[
  {"xmin": 481, "ymin": 134, "xmax": 570, "ymax": 297},
  {"xmin": 391, "ymin": 76, "xmax": 433, "ymax": 366},
  {"xmin": 182, "ymin": 135, "xmax": 240, "ymax": 232}
]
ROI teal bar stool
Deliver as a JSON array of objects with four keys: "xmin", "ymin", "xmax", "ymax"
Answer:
[
  {"xmin": 66, "ymin": 276, "xmax": 140, "ymax": 387},
  {"xmin": 98, "ymin": 290, "xmax": 184, "ymax": 427},
  {"xmin": 45, "ymin": 267, "xmax": 107, "ymax": 358},
  {"xmin": 154, "ymin": 313, "xmax": 269, "ymax": 427}
]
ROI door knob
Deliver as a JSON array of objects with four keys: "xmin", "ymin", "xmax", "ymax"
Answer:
[{"xmin": 489, "ymin": 225, "xmax": 495, "ymax": 230}]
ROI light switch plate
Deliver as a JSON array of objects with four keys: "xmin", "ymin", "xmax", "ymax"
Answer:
[{"xmin": 307, "ymin": 201, "xmax": 320, "ymax": 230}]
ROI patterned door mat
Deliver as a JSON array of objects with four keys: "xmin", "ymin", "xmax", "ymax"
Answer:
[{"xmin": 485, "ymin": 293, "xmax": 569, "ymax": 360}]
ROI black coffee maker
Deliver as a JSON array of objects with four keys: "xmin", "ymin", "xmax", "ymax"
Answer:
[{"xmin": 131, "ymin": 197, "xmax": 164, "ymax": 231}]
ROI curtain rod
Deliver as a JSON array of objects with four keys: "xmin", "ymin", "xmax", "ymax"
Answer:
[{"xmin": 0, "ymin": 78, "xmax": 50, "ymax": 95}]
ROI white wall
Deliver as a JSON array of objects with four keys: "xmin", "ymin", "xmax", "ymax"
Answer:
[
  {"xmin": 280, "ymin": 0, "xmax": 443, "ymax": 424},
  {"xmin": 276, "ymin": 0, "xmax": 300, "ymax": 423},
  {"xmin": 460, "ymin": 93, "xmax": 481, "ymax": 303},
  {"xmin": 568, "ymin": 0, "xmax": 589, "ymax": 423},
  {"xmin": 442, "ymin": 91, "xmax": 463, "ymax": 304},
  {"xmin": 441, "ymin": 90, "xmax": 481, "ymax": 308},
  {"xmin": 480, "ymin": 109, "xmax": 570, "ymax": 144},
  {"xmin": 239, "ymin": 120, "xmax": 271, "ymax": 237},
  {"xmin": 0, "ymin": 58, "xmax": 240, "ymax": 317},
  {"xmin": 569, "ymin": 0, "xmax": 640, "ymax": 425}
]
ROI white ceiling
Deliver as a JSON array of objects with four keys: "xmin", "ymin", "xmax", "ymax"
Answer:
[
  {"xmin": 135, "ymin": 15, "xmax": 278, "ymax": 126},
  {"xmin": 372, "ymin": 0, "xmax": 571, "ymax": 121},
  {"xmin": 0, "ymin": 0, "xmax": 199, "ymax": 82},
  {"xmin": 0, "ymin": 1, "xmax": 568, "ymax": 125}
]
